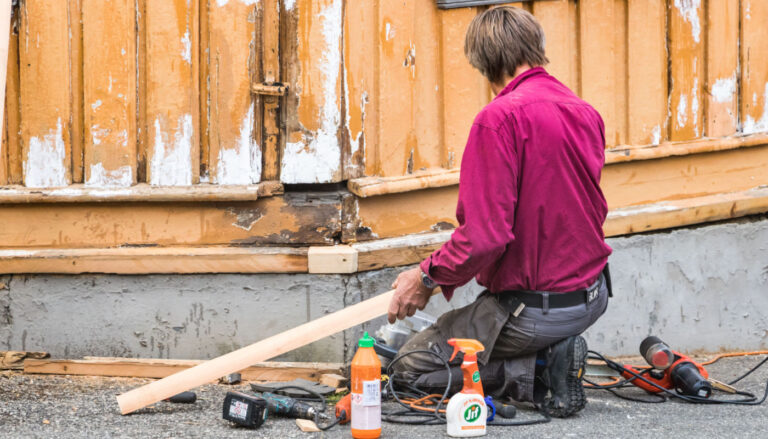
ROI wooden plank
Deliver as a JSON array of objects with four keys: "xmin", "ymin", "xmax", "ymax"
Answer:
[
  {"xmin": 205, "ymin": 0, "xmax": 260, "ymax": 185},
  {"xmin": 145, "ymin": 0, "xmax": 200, "ymax": 186},
  {"xmin": 669, "ymin": 0, "xmax": 705, "ymax": 141},
  {"xmin": 740, "ymin": 0, "xmax": 768, "ymax": 135},
  {"xmin": 0, "ymin": 0, "xmax": 11, "ymax": 184},
  {"xmin": 606, "ymin": 133, "xmax": 768, "ymax": 164},
  {"xmin": 0, "ymin": 246, "xmax": 308, "ymax": 274},
  {"xmin": 440, "ymin": 7, "xmax": 488, "ymax": 170},
  {"xmin": 19, "ymin": 0, "xmax": 73, "ymax": 187},
  {"xmin": 579, "ymin": 0, "xmax": 622, "ymax": 146},
  {"xmin": 116, "ymin": 289, "xmax": 398, "ymax": 414},
  {"xmin": 307, "ymin": 245, "xmax": 357, "ymax": 274},
  {"xmin": 626, "ymin": 0, "xmax": 667, "ymax": 145},
  {"xmin": 280, "ymin": 0, "xmax": 343, "ymax": 183},
  {"xmin": 0, "ymin": 181, "xmax": 282, "ymax": 203},
  {"xmin": 0, "ymin": 193, "xmax": 343, "ymax": 248},
  {"xmin": 705, "ymin": 0, "xmax": 739, "ymax": 138},
  {"xmin": 0, "ymin": 1, "xmax": 19, "ymax": 185},
  {"xmin": 349, "ymin": 168, "xmax": 460, "ymax": 197},
  {"xmin": 353, "ymin": 230, "xmax": 453, "ymax": 272},
  {"xmin": 68, "ymin": 0, "xmax": 84, "ymax": 183},
  {"xmin": 532, "ymin": 0, "xmax": 579, "ymax": 93},
  {"xmin": 25, "ymin": 358, "xmax": 342, "ymax": 381},
  {"xmin": 260, "ymin": 0, "xmax": 278, "ymax": 181},
  {"xmin": 82, "ymin": 0, "xmax": 137, "ymax": 187}
]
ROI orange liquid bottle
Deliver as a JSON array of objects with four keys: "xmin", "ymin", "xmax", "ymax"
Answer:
[{"xmin": 351, "ymin": 332, "xmax": 381, "ymax": 439}]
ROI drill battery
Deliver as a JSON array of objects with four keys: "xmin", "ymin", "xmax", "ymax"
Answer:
[{"xmin": 222, "ymin": 391, "xmax": 268, "ymax": 429}]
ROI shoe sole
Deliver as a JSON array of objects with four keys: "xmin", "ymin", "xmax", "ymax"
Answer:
[{"xmin": 548, "ymin": 336, "xmax": 587, "ymax": 418}]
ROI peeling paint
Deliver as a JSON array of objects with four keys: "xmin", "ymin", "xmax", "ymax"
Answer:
[
  {"xmin": 674, "ymin": 0, "xmax": 701, "ymax": 43},
  {"xmin": 150, "ymin": 114, "xmax": 193, "ymax": 186},
  {"xmin": 91, "ymin": 100, "xmax": 102, "ymax": 110},
  {"xmin": 691, "ymin": 77, "xmax": 699, "ymax": 137},
  {"xmin": 385, "ymin": 22, "xmax": 395, "ymax": 41},
  {"xmin": 216, "ymin": 0, "xmax": 260, "ymax": 6},
  {"xmin": 676, "ymin": 93, "xmax": 688, "ymax": 128},
  {"xmin": 216, "ymin": 106, "xmax": 261, "ymax": 185},
  {"xmin": 281, "ymin": 0, "xmax": 343, "ymax": 184},
  {"xmin": 743, "ymin": 83, "xmax": 768, "ymax": 135},
  {"xmin": 87, "ymin": 163, "xmax": 133, "ymax": 187},
  {"xmin": 284, "ymin": 0, "xmax": 296, "ymax": 10},
  {"xmin": 24, "ymin": 118, "xmax": 68, "ymax": 188},
  {"xmin": 651, "ymin": 125, "xmax": 661, "ymax": 145},
  {"xmin": 181, "ymin": 29, "xmax": 192, "ymax": 64},
  {"xmin": 711, "ymin": 76, "xmax": 736, "ymax": 103}
]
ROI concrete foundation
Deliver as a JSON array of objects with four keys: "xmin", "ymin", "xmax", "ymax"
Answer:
[{"xmin": 1, "ymin": 215, "xmax": 767, "ymax": 362}]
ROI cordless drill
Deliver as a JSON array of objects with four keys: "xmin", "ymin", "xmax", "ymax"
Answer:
[
  {"xmin": 261, "ymin": 392, "xmax": 333, "ymax": 422},
  {"xmin": 622, "ymin": 336, "xmax": 713, "ymax": 398}
]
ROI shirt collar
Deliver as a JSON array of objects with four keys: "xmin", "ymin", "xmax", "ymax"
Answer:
[{"xmin": 494, "ymin": 66, "xmax": 548, "ymax": 99}]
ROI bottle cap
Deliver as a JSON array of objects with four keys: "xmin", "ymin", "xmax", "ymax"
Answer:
[{"xmin": 358, "ymin": 331, "xmax": 375, "ymax": 348}]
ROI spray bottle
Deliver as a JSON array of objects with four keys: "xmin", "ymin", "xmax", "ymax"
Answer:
[{"xmin": 445, "ymin": 338, "xmax": 487, "ymax": 437}]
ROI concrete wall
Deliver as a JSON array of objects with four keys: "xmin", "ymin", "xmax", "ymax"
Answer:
[{"xmin": 1, "ymin": 215, "xmax": 767, "ymax": 361}]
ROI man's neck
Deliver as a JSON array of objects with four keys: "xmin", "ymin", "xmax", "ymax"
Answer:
[{"xmin": 491, "ymin": 64, "xmax": 534, "ymax": 95}]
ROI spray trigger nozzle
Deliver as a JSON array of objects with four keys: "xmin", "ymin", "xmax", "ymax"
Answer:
[{"xmin": 447, "ymin": 338, "xmax": 485, "ymax": 362}]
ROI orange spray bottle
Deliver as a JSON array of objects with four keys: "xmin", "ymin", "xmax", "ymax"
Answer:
[
  {"xmin": 445, "ymin": 338, "xmax": 487, "ymax": 437},
  {"xmin": 351, "ymin": 332, "xmax": 381, "ymax": 439}
]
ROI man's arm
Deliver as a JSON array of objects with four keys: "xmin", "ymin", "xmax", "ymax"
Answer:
[{"xmin": 388, "ymin": 123, "xmax": 519, "ymax": 323}]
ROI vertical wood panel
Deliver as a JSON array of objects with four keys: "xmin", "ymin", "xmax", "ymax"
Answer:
[
  {"xmin": 706, "ymin": 0, "xmax": 739, "ymax": 138},
  {"xmin": 204, "ymin": 0, "xmax": 259, "ymax": 185},
  {"xmin": 579, "ymin": 0, "xmax": 623, "ymax": 146},
  {"xmin": 439, "ymin": 7, "xmax": 487, "ymax": 170},
  {"xmin": 669, "ymin": 0, "xmax": 705, "ymax": 141},
  {"xmin": 68, "ymin": 0, "xmax": 84, "ymax": 183},
  {"xmin": 740, "ymin": 0, "xmax": 768, "ymax": 135},
  {"xmin": 280, "ymin": 0, "xmax": 343, "ymax": 183},
  {"xmin": 533, "ymin": 0, "xmax": 579, "ymax": 93},
  {"xmin": 83, "ymin": 0, "xmax": 137, "ymax": 187},
  {"xmin": 1, "ymin": 5, "xmax": 19, "ymax": 185},
  {"xmin": 627, "ymin": 0, "xmax": 667, "ymax": 145},
  {"xmin": 19, "ymin": 1, "xmax": 73, "ymax": 188},
  {"xmin": 344, "ymin": 0, "xmax": 376, "ymax": 178},
  {"xmin": 260, "ymin": 0, "xmax": 278, "ymax": 180},
  {"xmin": 145, "ymin": 0, "xmax": 200, "ymax": 186}
]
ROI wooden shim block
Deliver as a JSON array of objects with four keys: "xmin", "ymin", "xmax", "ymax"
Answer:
[
  {"xmin": 116, "ymin": 289, "xmax": 397, "ymax": 414},
  {"xmin": 705, "ymin": 0, "xmax": 739, "ymax": 137},
  {"xmin": 319, "ymin": 373, "xmax": 348, "ymax": 388},
  {"xmin": 295, "ymin": 419, "xmax": 321, "ymax": 433},
  {"xmin": 19, "ymin": 0, "xmax": 73, "ymax": 187},
  {"xmin": 144, "ymin": 0, "xmax": 200, "ymax": 186},
  {"xmin": 740, "ymin": 0, "xmax": 768, "ymax": 135},
  {"xmin": 308, "ymin": 246, "xmax": 357, "ymax": 274},
  {"xmin": 1, "ymin": 351, "xmax": 49, "ymax": 370},
  {"xmin": 669, "ymin": 0, "xmax": 705, "ymax": 141},
  {"xmin": 25, "ymin": 357, "xmax": 342, "ymax": 381},
  {"xmin": 82, "ymin": 0, "xmax": 137, "ymax": 187}
]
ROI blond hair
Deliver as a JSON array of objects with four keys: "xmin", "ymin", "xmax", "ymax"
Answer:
[{"xmin": 464, "ymin": 6, "xmax": 549, "ymax": 84}]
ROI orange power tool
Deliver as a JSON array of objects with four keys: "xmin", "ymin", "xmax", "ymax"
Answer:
[{"xmin": 622, "ymin": 336, "xmax": 713, "ymax": 398}]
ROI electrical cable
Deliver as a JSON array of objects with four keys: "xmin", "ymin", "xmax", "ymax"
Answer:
[
  {"xmin": 382, "ymin": 349, "xmax": 551, "ymax": 426},
  {"xmin": 584, "ymin": 351, "xmax": 768, "ymax": 406}
]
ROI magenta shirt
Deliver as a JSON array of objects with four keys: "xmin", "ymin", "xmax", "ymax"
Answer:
[{"xmin": 421, "ymin": 67, "xmax": 612, "ymax": 300}]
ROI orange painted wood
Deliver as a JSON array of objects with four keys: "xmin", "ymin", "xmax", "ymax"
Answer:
[
  {"xmin": 19, "ymin": 1, "xmax": 74, "ymax": 188},
  {"xmin": 533, "ymin": 0, "xmax": 579, "ymax": 93},
  {"xmin": 144, "ymin": 0, "xmax": 200, "ymax": 186},
  {"xmin": 669, "ymin": 0, "xmax": 704, "ymax": 141},
  {"xmin": 68, "ymin": 0, "xmax": 84, "ymax": 183},
  {"xmin": 203, "ymin": 0, "xmax": 259, "ymax": 185},
  {"xmin": 740, "ymin": 0, "xmax": 768, "ymax": 135},
  {"xmin": 0, "ymin": 2, "xmax": 18, "ymax": 185},
  {"xmin": 82, "ymin": 0, "xmax": 137, "ymax": 187},
  {"xmin": 116, "ymin": 289, "xmax": 397, "ymax": 414},
  {"xmin": 440, "ymin": 7, "xmax": 487, "ymax": 170},
  {"xmin": 259, "ymin": 0, "xmax": 278, "ymax": 181},
  {"xmin": 705, "ymin": 0, "xmax": 739, "ymax": 138},
  {"xmin": 626, "ymin": 0, "xmax": 667, "ymax": 146}
]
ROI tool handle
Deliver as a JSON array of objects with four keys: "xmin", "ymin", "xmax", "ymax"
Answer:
[{"xmin": 165, "ymin": 391, "xmax": 197, "ymax": 403}]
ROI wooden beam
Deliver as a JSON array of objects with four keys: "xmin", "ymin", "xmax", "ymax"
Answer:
[
  {"xmin": 24, "ymin": 357, "xmax": 342, "ymax": 382},
  {"xmin": 307, "ymin": 245, "xmax": 357, "ymax": 274},
  {"xmin": 0, "ymin": 246, "xmax": 307, "ymax": 274},
  {"xmin": 348, "ymin": 168, "xmax": 460, "ymax": 198},
  {"xmin": 116, "ymin": 289, "xmax": 397, "ymax": 414},
  {"xmin": 0, "ymin": 181, "xmax": 283, "ymax": 204},
  {"xmin": 353, "ymin": 230, "xmax": 453, "ymax": 272}
]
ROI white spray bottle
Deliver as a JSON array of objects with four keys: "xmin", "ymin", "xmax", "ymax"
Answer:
[{"xmin": 445, "ymin": 338, "xmax": 487, "ymax": 437}]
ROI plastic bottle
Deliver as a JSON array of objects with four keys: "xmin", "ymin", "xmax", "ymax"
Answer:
[
  {"xmin": 351, "ymin": 332, "xmax": 382, "ymax": 439},
  {"xmin": 445, "ymin": 338, "xmax": 487, "ymax": 437}
]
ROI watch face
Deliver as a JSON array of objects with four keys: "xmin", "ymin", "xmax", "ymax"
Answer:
[{"xmin": 422, "ymin": 273, "xmax": 436, "ymax": 289}]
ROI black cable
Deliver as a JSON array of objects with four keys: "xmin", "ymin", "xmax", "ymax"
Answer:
[
  {"xmin": 265, "ymin": 385, "xmax": 342, "ymax": 430},
  {"xmin": 728, "ymin": 356, "xmax": 768, "ymax": 385},
  {"xmin": 585, "ymin": 351, "xmax": 768, "ymax": 406},
  {"xmin": 382, "ymin": 349, "xmax": 551, "ymax": 426}
]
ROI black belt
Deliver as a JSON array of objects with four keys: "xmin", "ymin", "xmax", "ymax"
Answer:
[{"xmin": 497, "ymin": 264, "xmax": 611, "ymax": 312}]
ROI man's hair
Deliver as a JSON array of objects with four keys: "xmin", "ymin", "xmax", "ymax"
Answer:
[{"xmin": 464, "ymin": 6, "xmax": 549, "ymax": 84}]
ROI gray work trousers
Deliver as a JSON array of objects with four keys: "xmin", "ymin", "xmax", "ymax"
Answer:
[{"xmin": 392, "ymin": 275, "xmax": 609, "ymax": 402}]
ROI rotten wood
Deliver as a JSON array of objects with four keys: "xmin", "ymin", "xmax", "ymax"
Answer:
[
  {"xmin": 260, "ymin": 0, "xmax": 281, "ymax": 181},
  {"xmin": 24, "ymin": 357, "xmax": 342, "ymax": 382},
  {"xmin": 1, "ymin": 351, "xmax": 49, "ymax": 370}
]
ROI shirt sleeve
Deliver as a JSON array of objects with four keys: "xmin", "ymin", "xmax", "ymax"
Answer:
[{"xmin": 420, "ymin": 123, "xmax": 519, "ymax": 300}]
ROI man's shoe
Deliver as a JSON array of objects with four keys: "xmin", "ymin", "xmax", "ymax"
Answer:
[{"xmin": 540, "ymin": 335, "xmax": 588, "ymax": 418}]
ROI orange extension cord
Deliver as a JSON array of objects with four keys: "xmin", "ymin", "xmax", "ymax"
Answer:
[{"xmin": 584, "ymin": 350, "xmax": 768, "ymax": 388}]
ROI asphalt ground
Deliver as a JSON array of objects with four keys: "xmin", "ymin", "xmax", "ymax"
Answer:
[{"xmin": 1, "ymin": 354, "xmax": 767, "ymax": 438}]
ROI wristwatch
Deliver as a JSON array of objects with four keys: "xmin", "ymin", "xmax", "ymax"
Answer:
[{"xmin": 421, "ymin": 270, "xmax": 438, "ymax": 290}]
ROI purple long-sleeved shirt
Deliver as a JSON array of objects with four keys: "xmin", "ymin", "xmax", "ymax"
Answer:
[{"xmin": 420, "ymin": 67, "xmax": 612, "ymax": 300}]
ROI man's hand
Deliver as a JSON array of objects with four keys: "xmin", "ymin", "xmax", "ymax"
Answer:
[{"xmin": 387, "ymin": 267, "xmax": 435, "ymax": 324}]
